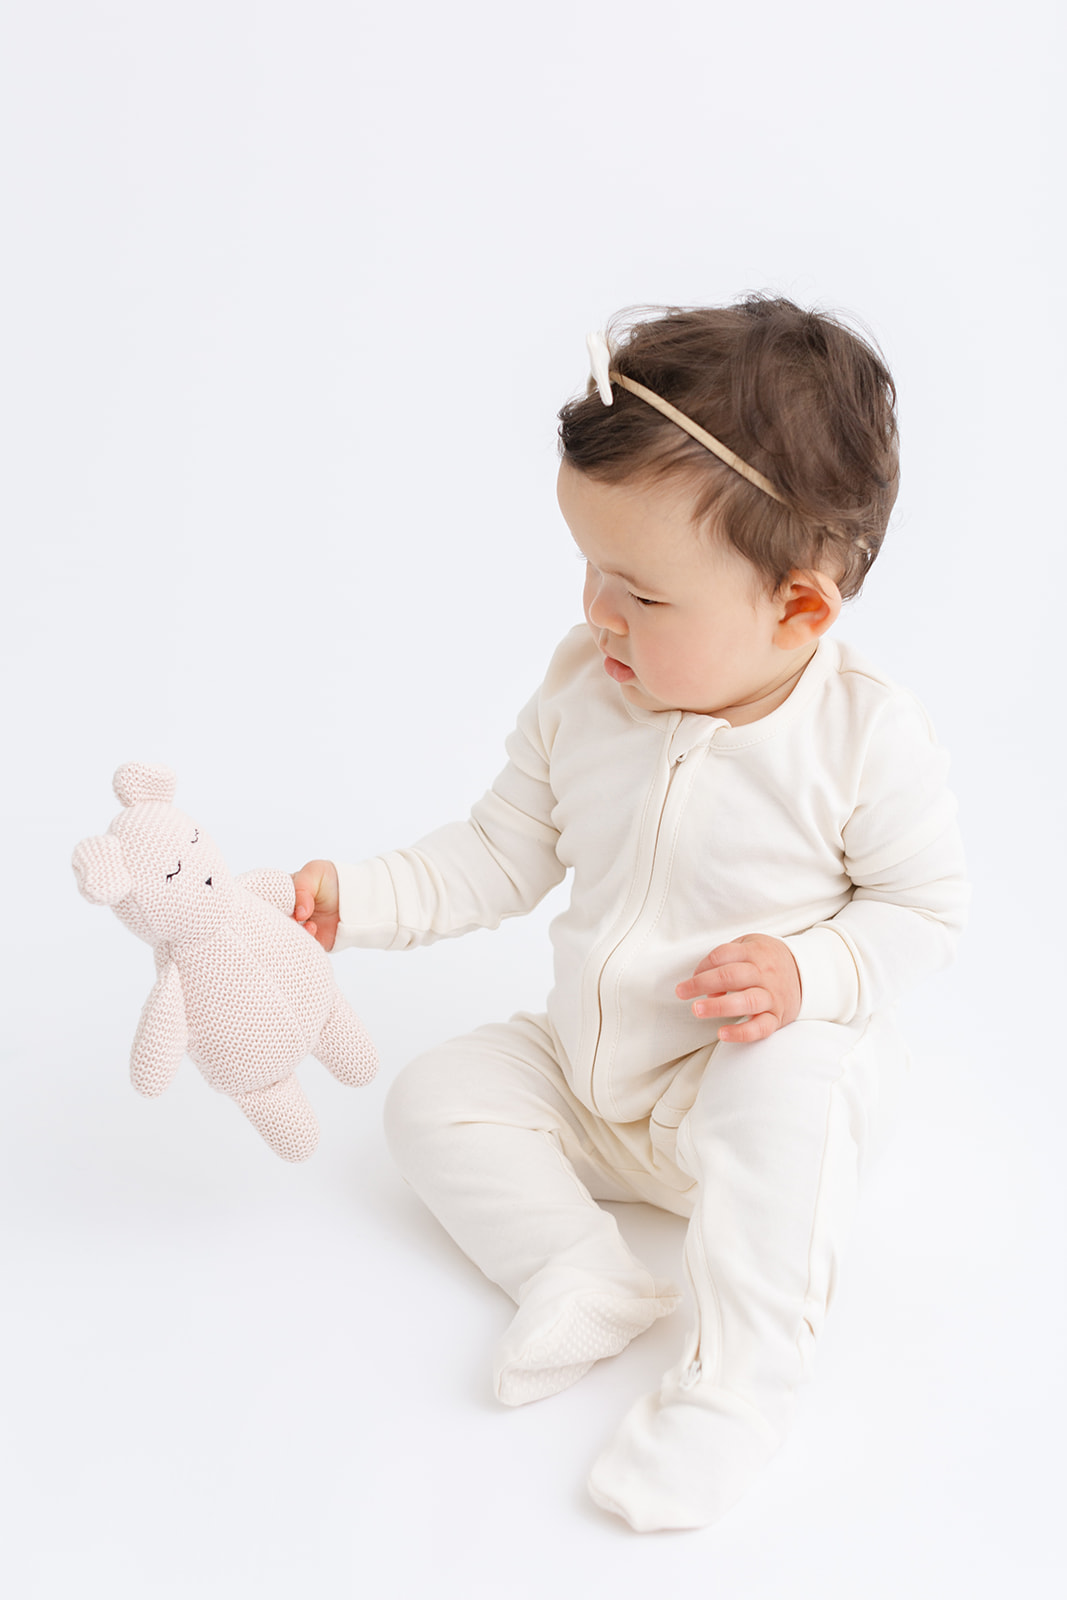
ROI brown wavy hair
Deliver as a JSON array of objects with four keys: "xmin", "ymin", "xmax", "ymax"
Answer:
[{"xmin": 558, "ymin": 296, "xmax": 899, "ymax": 600}]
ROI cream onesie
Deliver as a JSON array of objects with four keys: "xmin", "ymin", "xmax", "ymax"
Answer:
[{"xmin": 334, "ymin": 624, "xmax": 969, "ymax": 1530}]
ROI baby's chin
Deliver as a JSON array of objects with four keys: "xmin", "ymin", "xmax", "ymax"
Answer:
[
  {"xmin": 622, "ymin": 677, "xmax": 745, "ymax": 720},
  {"xmin": 617, "ymin": 678, "xmax": 678, "ymax": 714}
]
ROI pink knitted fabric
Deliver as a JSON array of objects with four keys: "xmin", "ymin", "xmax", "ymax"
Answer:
[{"xmin": 73, "ymin": 762, "xmax": 378, "ymax": 1161}]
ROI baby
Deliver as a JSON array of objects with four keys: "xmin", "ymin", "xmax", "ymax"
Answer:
[{"xmin": 293, "ymin": 297, "xmax": 968, "ymax": 1533}]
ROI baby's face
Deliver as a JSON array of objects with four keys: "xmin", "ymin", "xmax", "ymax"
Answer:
[{"xmin": 557, "ymin": 462, "xmax": 815, "ymax": 725}]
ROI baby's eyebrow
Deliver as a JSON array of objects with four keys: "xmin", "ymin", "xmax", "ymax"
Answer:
[
  {"xmin": 609, "ymin": 566, "xmax": 656, "ymax": 590},
  {"xmin": 574, "ymin": 546, "xmax": 663, "ymax": 595},
  {"xmin": 602, "ymin": 563, "xmax": 667, "ymax": 597}
]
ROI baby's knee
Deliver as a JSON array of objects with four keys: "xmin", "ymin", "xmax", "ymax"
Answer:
[
  {"xmin": 382, "ymin": 1048, "xmax": 458, "ymax": 1167},
  {"xmin": 383, "ymin": 1016, "xmax": 569, "ymax": 1176}
]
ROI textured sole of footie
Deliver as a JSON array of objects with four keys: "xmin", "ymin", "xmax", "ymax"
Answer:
[{"xmin": 495, "ymin": 1292, "xmax": 679, "ymax": 1407}]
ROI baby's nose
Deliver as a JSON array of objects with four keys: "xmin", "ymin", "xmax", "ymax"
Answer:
[{"xmin": 586, "ymin": 584, "xmax": 626, "ymax": 634}]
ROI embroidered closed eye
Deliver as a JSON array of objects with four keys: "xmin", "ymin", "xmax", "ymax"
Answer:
[{"xmin": 166, "ymin": 861, "xmax": 182, "ymax": 883}]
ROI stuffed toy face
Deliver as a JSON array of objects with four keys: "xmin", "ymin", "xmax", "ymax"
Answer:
[{"xmin": 73, "ymin": 763, "xmax": 234, "ymax": 944}]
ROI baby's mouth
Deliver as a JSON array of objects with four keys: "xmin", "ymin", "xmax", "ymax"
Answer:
[{"xmin": 602, "ymin": 653, "xmax": 636, "ymax": 684}]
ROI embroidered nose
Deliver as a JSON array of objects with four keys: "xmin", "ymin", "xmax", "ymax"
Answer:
[{"xmin": 205, "ymin": 876, "xmax": 213, "ymax": 887}]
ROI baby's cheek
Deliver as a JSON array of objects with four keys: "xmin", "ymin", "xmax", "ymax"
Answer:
[{"xmin": 653, "ymin": 650, "xmax": 695, "ymax": 699}]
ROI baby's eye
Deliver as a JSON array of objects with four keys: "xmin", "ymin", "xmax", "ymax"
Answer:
[
  {"xmin": 165, "ymin": 861, "xmax": 182, "ymax": 883},
  {"xmin": 629, "ymin": 593, "xmax": 660, "ymax": 607}
]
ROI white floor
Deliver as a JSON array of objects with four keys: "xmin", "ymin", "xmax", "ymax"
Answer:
[{"xmin": 3, "ymin": 915, "xmax": 1063, "ymax": 1599}]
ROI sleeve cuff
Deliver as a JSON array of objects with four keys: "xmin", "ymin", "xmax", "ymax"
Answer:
[
  {"xmin": 782, "ymin": 925, "xmax": 861, "ymax": 1025},
  {"xmin": 333, "ymin": 858, "xmax": 406, "ymax": 951}
]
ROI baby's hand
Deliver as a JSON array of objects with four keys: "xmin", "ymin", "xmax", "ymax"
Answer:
[
  {"xmin": 676, "ymin": 934, "xmax": 801, "ymax": 1043},
  {"xmin": 292, "ymin": 860, "xmax": 340, "ymax": 952}
]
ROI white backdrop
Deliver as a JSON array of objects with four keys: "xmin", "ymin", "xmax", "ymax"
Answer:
[{"xmin": 2, "ymin": 2, "xmax": 1063, "ymax": 1595}]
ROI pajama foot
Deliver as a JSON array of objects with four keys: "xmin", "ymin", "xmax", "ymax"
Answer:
[
  {"xmin": 587, "ymin": 1373, "xmax": 781, "ymax": 1531},
  {"xmin": 493, "ymin": 1275, "xmax": 681, "ymax": 1407}
]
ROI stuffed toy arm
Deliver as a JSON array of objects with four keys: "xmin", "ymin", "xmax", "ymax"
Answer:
[
  {"xmin": 235, "ymin": 868, "xmax": 297, "ymax": 916},
  {"xmin": 130, "ymin": 961, "xmax": 188, "ymax": 1097}
]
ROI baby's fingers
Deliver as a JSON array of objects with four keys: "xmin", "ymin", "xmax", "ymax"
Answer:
[
  {"xmin": 290, "ymin": 862, "xmax": 340, "ymax": 950},
  {"xmin": 689, "ymin": 986, "xmax": 772, "ymax": 1021},
  {"xmin": 714, "ymin": 1012, "xmax": 782, "ymax": 1044},
  {"xmin": 292, "ymin": 860, "xmax": 338, "ymax": 920},
  {"xmin": 676, "ymin": 959, "xmax": 761, "ymax": 1000}
]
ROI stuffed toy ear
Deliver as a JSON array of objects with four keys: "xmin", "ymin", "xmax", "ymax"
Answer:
[
  {"xmin": 72, "ymin": 834, "xmax": 132, "ymax": 905},
  {"xmin": 113, "ymin": 762, "xmax": 177, "ymax": 807}
]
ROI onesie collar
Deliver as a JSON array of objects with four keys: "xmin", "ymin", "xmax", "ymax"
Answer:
[{"xmin": 619, "ymin": 636, "xmax": 839, "ymax": 749}]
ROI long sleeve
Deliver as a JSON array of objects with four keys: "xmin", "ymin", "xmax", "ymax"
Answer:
[
  {"xmin": 334, "ymin": 686, "xmax": 568, "ymax": 952},
  {"xmin": 783, "ymin": 691, "xmax": 970, "ymax": 1023}
]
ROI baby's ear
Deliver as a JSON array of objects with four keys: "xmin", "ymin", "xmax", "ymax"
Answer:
[
  {"xmin": 113, "ymin": 762, "xmax": 177, "ymax": 807},
  {"xmin": 775, "ymin": 571, "xmax": 842, "ymax": 648},
  {"xmin": 72, "ymin": 834, "xmax": 132, "ymax": 906}
]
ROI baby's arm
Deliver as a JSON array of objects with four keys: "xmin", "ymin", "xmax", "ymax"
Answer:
[
  {"xmin": 678, "ymin": 691, "xmax": 968, "ymax": 1039},
  {"xmin": 781, "ymin": 827, "xmax": 968, "ymax": 1022}
]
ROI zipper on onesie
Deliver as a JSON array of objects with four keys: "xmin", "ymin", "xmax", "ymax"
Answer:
[{"xmin": 579, "ymin": 719, "xmax": 711, "ymax": 1119}]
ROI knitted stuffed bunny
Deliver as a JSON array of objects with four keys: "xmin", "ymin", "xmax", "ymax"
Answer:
[{"xmin": 73, "ymin": 762, "xmax": 377, "ymax": 1161}]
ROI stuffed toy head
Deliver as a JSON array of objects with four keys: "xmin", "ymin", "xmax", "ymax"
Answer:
[
  {"xmin": 73, "ymin": 763, "xmax": 234, "ymax": 945},
  {"xmin": 73, "ymin": 763, "xmax": 377, "ymax": 1161}
]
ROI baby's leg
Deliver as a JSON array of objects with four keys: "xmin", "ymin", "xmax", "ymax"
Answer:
[
  {"xmin": 384, "ymin": 1015, "xmax": 681, "ymax": 1406},
  {"xmin": 589, "ymin": 1014, "xmax": 906, "ymax": 1532}
]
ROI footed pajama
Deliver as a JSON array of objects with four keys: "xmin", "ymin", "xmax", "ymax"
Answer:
[
  {"xmin": 385, "ymin": 1008, "xmax": 908, "ymax": 1529},
  {"xmin": 337, "ymin": 626, "xmax": 966, "ymax": 1529}
]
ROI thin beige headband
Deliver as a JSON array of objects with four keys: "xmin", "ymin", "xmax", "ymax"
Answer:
[{"xmin": 586, "ymin": 331, "xmax": 787, "ymax": 507}]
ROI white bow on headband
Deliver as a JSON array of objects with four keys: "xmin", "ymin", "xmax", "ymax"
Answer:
[
  {"xmin": 582, "ymin": 327, "xmax": 786, "ymax": 505},
  {"xmin": 585, "ymin": 330, "xmax": 614, "ymax": 405}
]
